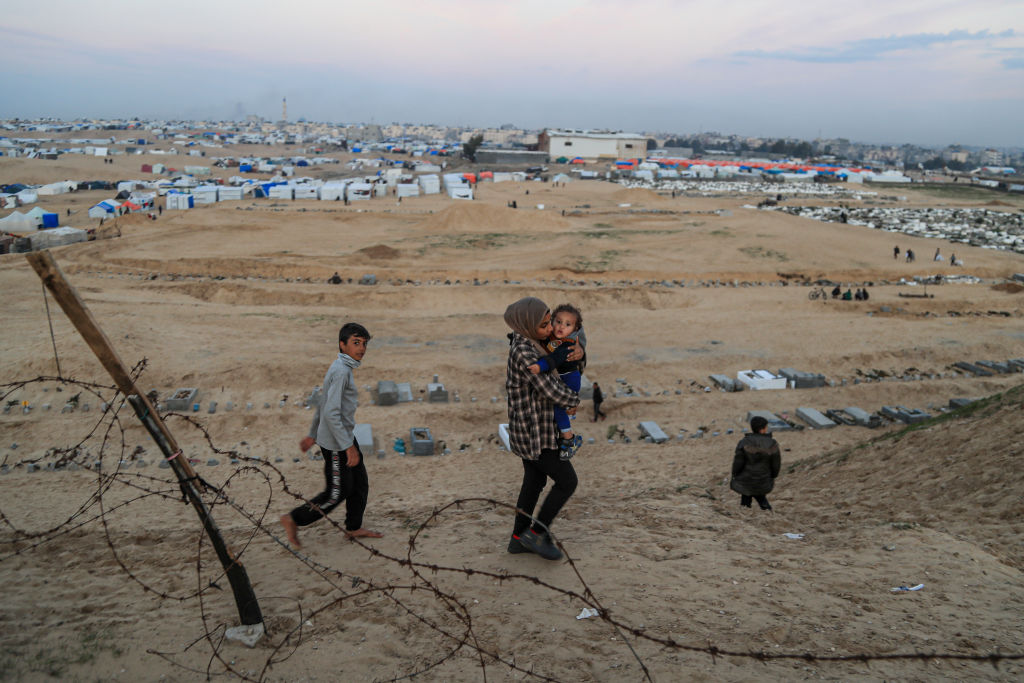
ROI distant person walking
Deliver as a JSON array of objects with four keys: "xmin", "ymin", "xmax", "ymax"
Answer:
[
  {"xmin": 893, "ymin": 245, "xmax": 900, "ymax": 260},
  {"xmin": 591, "ymin": 381, "xmax": 606, "ymax": 422}
]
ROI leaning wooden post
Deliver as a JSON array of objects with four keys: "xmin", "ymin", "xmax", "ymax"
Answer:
[{"xmin": 26, "ymin": 250, "xmax": 264, "ymax": 639}]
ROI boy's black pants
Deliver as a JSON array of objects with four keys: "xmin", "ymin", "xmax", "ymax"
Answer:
[
  {"xmin": 289, "ymin": 441, "xmax": 368, "ymax": 531},
  {"xmin": 740, "ymin": 494, "xmax": 770, "ymax": 509}
]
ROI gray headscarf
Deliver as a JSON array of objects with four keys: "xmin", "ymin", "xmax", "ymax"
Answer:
[{"xmin": 504, "ymin": 297, "xmax": 549, "ymax": 353}]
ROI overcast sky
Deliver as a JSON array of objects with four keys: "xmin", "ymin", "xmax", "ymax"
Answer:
[{"xmin": 2, "ymin": 0, "xmax": 1022, "ymax": 148}]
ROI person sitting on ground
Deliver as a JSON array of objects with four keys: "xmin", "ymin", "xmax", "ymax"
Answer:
[
  {"xmin": 842, "ymin": 288, "xmax": 853, "ymax": 300},
  {"xmin": 527, "ymin": 304, "xmax": 587, "ymax": 458},
  {"xmin": 862, "ymin": 287, "xmax": 870, "ymax": 301},
  {"xmin": 831, "ymin": 285, "xmax": 841, "ymax": 299},
  {"xmin": 730, "ymin": 416, "xmax": 781, "ymax": 511},
  {"xmin": 328, "ymin": 271, "xmax": 342, "ymax": 284}
]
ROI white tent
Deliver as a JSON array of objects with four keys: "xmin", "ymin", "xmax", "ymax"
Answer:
[
  {"xmin": 293, "ymin": 185, "xmax": 319, "ymax": 200},
  {"xmin": 346, "ymin": 183, "xmax": 373, "ymax": 201},
  {"xmin": 218, "ymin": 186, "xmax": 243, "ymax": 201},
  {"xmin": 319, "ymin": 181, "xmax": 349, "ymax": 201},
  {"xmin": 418, "ymin": 174, "xmax": 440, "ymax": 194},
  {"xmin": 166, "ymin": 193, "xmax": 194, "ymax": 210},
  {"xmin": 28, "ymin": 226, "xmax": 87, "ymax": 250},
  {"xmin": 268, "ymin": 184, "xmax": 293, "ymax": 200},
  {"xmin": 36, "ymin": 181, "xmax": 74, "ymax": 196},
  {"xmin": 193, "ymin": 186, "xmax": 219, "ymax": 204},
  {"xmin": 87, "ymin": 200, "xmax": 120, "ymax": 218},
  {"xmin": 16, "ymin": 189, "xmax": 38, "ymax": 204},
  {"xmin": 396, "ymin": 182, "xmax": 420, "ymax": 198},
  {"xmin": 0, "ymin": 211, "xmax": 36, "ymax": 232},
  {"xmin": 448, "ymin": 186, "xmax": 473, "ymax": 200}
]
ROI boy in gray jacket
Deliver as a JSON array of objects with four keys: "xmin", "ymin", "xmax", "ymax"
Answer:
[
  {"xmin": 281, "ymin": 323, "xmax": 382, "ymax": 548},
  {"xmin": 730, "ymin": 416, "xmax": 781, "ymax": 511}
]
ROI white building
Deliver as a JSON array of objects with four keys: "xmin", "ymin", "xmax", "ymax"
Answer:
[{"xmin": 541, "ymin": 129, "xmax": 647, "ymax": 160}]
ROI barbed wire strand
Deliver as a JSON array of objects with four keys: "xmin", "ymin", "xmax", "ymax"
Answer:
[{"xmin": 2, "ymin": 374, "xmax": 1023, "ymax": 682}]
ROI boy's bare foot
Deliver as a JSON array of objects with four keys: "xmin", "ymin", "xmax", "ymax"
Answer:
[
  {"xmin": 280, "ymin": 514, "xmax": 301, "ymax": 549},
  {"xmin": 346, "ymin": 528, "xmax": 383, "ymax": 539}
]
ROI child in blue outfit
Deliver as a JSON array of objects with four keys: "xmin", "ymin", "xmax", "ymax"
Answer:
[{"xmin": 527, "ymin": 304, "xmax": 586, "ymax": 458}]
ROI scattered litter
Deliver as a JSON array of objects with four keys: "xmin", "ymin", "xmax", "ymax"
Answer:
[
  {"xmin": 576, "ymin": 607, "xmax": 600, "ymax": 620},
  {"xmin": 891, "ymin": 583, "xmax": 924, "ymax": 592},
  {"xmin": 782, "ymin": 533, "xmax": 805, "ymax": 540}
]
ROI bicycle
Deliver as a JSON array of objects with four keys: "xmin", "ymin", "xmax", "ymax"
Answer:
[{"xmin": 807, "ymin": 287, "xmax": 829, "ymax": 300}]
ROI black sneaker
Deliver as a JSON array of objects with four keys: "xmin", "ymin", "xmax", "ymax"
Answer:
[
  {"xmin": 507, "ymin": 534, "xmax": 527, "ymax": 554},
  {"xmin": 517, "ymin": 529, "xmax": 563, "ymax": 561}
]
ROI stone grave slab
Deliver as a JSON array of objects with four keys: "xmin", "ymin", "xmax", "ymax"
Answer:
[
  {"xmin": 948, "ymin": 397, "xmax": 977, "ymax": 409},
  {"xmin": 427, "ymin": 382, "xmax": 449, "ymax": 403},
  {"xmin": 953, "ymin": 361, "xmax": 992, "ymax": 377},
  {"xmin": 396, "ymin": 382, "xmax": 413, "ymax": 403},
  {"xmin": 976, "ymin": 360, "xmax": 1011, "ymax": 374},
  {"xmin": 637, "ymin": 421, "xmax": 669, "ymax": 443},
  {"xmin": 795, "ymin": 407, "xmax": 836, "ymax": 429},
  {"xmin": 709, "ymin": 374, "xmax": 736, "ymax": 392},
  {"xmin": 376, "ymin": 381, "xmax": 399, "ymax": 406},
  {"xmin": 779, "ymin": 368, "xmax": 826, "ymax": 388},
  {"xmin": 736, "ymin": 370, "xmax": 787, "ymax": 391},
  {"xmin": 353, "ymin": 423, "xmax": 374, "ymax": 452},
  {"xmin": 843, "ymin": 406, "xmax": 874, "ymax": 426}
]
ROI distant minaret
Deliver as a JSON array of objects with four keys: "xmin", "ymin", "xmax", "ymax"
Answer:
[{"xmin": 282, "ymin": 97, "xmax": 287, "ymax": 122}]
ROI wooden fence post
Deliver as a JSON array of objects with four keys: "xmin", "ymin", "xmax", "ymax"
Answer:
[{"xmin": 26, "ymin": 250, "xmax": 264, "ymax": 632}]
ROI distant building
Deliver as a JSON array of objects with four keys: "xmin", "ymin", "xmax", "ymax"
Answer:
[
  {"xmin": 982, "ymin": 148, "xmax": 1003, "ymax": 165},
  {"xmin": 539, "ymin": 129, "xmax": 647, "ymax": 160}
]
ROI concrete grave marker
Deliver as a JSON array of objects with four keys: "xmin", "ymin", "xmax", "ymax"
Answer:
[
  {"xmin": 796, "ymin": 407, "xmax": 836, "ymax": 429},
  {"xmin": 376, "ymin": 381, "xmax": 399, "ymax": 406},
  {"xmin": 353, "ymin": 423, "xmax": 375, "ymax": 453},
  {"xmin": 166, "ymin": 388, "xmax": 199, "ymax": 411},
  {"xmin": 637, "ymin": 421, "xmax": 669, "ymax": 443},
  {"xmin": 409, "ymin": 427, "xmax": 434, "ymax": 456}
]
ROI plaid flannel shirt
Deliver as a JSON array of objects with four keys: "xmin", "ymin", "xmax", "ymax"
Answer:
[{"xmin": 505, "ymin": 332, "xmax": 581, "ymax": 460}]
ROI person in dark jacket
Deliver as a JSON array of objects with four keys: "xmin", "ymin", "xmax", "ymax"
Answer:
[
  {"xmin": 591, "ymin": 381, "xmax": 606, "ymax": 422},
  {"xmin": 730, "ymin": 416, "xmax": 781, "ymax": 511}
]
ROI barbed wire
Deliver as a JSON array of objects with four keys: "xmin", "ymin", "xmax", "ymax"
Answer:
[{"xmin": 1, "ymin": 373, "xmax": 1022, "ymax": 682}]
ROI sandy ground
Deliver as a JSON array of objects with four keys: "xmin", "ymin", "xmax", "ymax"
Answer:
[{"xmin": 1, "ymin": 148, "xmax": 1023, "ymax": 682}]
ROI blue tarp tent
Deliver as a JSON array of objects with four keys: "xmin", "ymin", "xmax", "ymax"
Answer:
[
  {"xmin": 239, "ymin": 163, "xmax": 253, "ymax": 172},
  {"xmin": 41, "ymin": 213, "xmax": 59, "ymax": 228}
]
